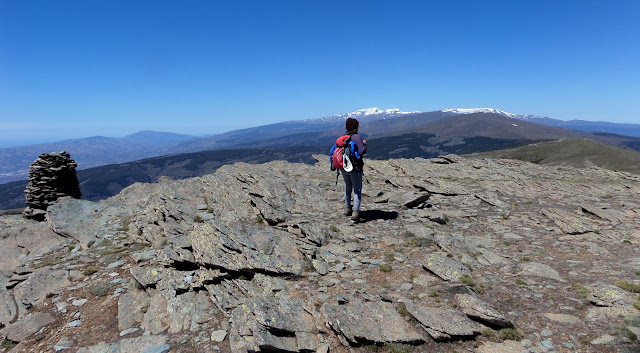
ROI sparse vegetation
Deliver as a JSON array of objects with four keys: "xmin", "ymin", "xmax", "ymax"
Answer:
[
  {"xmin": 256, "ymin": 214, "xmax": 264, "ymax": 224},
  {"xmin": 83, "ymin": 266, "xmax": 98, "ymax": 276},
  {"xmin": 571, "ymin": 283, "xmax": 590, "ymax": 304},
  {"xmin": 384, "ymin": 251, "xmax": 395, "ymax": 263},
  {"xmin": 634, "ymin": 295, "xmax": 640, "ymax": 311},
  {"xmin": 193, "ymin": 215, "xmax": 204, "ymax": 223},
  {"xmin": 379, "ymin": 264, "xmax": 392, "ymax": 273},
  {"xmin": 520, "ymin": 256, "xmax": 530, "ymax": 262},
  {"xmin": 302, "ymin": 257, "xmax": 315, "ymax": 272},
  {"xmin": 396, "ymin": 302, "xmax": 409, "ymax": 316},
  {"xmin": 623, "ymin": 239, "xmax": 632, "ymax": 244},
  {"xmin": 330, "ymin": 225, "xmax": 338, "ymax": 232},
  {"xmin": 498, "ymin": 328, "xmax": 523, "ymax": 341},
  {"xmin": 616, "ymin": 279, "xmax": 640, "ymax": 293},
  {"xmin": 515, "ymin": 279, "xmax": 528, "ymax": 286},
  {"xmin": 98, "ymin": 247, "xmax": 127, "ymax": 255},
  {"xmin": 115, "ymin": 224, "xmax": 130, "ymax": 232},
  {"xmin": 481, "ymin": 327, "xmax": 497, "ymax": 341},
  {"xmin": 1, "ymin": 339, "xmax": 17, "ymax": 351}
]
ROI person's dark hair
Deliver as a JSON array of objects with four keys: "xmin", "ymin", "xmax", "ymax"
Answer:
[{"xmin": 346, "ymin": 118, "xmax": 359, "ymax": 133}]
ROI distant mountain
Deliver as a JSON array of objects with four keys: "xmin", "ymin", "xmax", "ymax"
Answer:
[
  {"xmin": 2, "ymin": 107, "xmax": 640, "ymax": 186},
  {"xmin": 443, "ymin": 108, "xmax": 640, "ymax": 137},
  {"xmin": 465, "ymin": 138, "xmax": 640, "ymax": 175},
  {"xmin": 0, "ymin": 131, "xmax": 196, "ymax": 184}
]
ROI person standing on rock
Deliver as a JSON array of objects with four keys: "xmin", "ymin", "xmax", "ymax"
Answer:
[{"xmin": 340, "ymin": 118, "xmax": 367, "ymax": 222}]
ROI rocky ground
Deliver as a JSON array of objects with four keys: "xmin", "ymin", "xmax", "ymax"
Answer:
[{"xmin": 1, "ymin": 155, "xmax": 639, "ymax": 353}]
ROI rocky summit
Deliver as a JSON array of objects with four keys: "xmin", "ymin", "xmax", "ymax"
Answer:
[{"xmin": 1, "ymin": 155, "xmax": 639, "ymax": 353}]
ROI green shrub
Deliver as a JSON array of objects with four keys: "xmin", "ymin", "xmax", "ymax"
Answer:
[
  {"xmin": 83, "ymin": 266, "xmax": 98, "ymax": 276},
  {"xmin": 256, "ymin": 214, "xmax": 264, "ymax": 224},
  {"xmin": 499, "ymin": 328, "xmax": 523, "ymax": 341},
  {"xmin": 616, "ymin": 280, "xmax": 640, "ymax": 293},
  {"xmin": 481, "ymin": 328, "xmax": 497, "ymax": 341},
  {"xmin": 330, "ymin": 225, "xmax": 338, "ymax": 232},
  {"xmin": 193, "ymin": 215, "xmax": 204, "ymax": 223},
  {"xmin": 379, "ymin": 264, "xmax": 392, "ymax": 273},
  {"xmin": 515, "ymin": 279, "xmax": 527, "ymax": 286}
]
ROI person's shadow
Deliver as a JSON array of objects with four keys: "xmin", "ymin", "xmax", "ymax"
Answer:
[{"xmin": 358, "ymin": 210, "xmax": 398, "ymax": 223}]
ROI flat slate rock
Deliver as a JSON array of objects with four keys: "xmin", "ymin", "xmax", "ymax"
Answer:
[
  {"xmin": 15, "ymin": 267, "xmax": 71, "ymax": 305},
  {"xmin": 76, "ymin": 335, "xmax": 168, "ymax": 353},
  {"xmin": 542, "ymin": 208, "xmax": 593, "ymax": 235},
  {"xmin": 405, "ymin": 302, "xmax": 485, "ymax": 341},
  {"xmin": 191, "ymin": 222, "xmax": 303, "ymax": 275},
  {"xmin": 231, "ymin": 296, "xmax": 319, "ymax": 353},
  {"xmin": 322, "ymin": 301, "xmax": 424, "ymax": 345},
  {"xmin": 455, "ymin": 294, "xmax": 513, "ymax": 328},
  {"xmin": 0, "ymin": 289, "xmax": 18, "ymax": 326},
  {"xmin": 422, "ymin": 253, "xmax": 470, "ymax": 282},
  {"xmin": 519, "ymin": 262, "xmax": 565, "ymax": 282},
  {"xmin": 0, "ymin": 312, "xmax": 55, "ymax": 342}
]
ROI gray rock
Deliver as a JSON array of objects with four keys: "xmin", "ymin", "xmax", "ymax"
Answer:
[
  {"xmin": 107, "ymin": 260, "xmax": 126, "ymax": 269},
  {"xmin": 455, "ymin": 294, "xmax": 513, "ymax": 328},
  {"xmin": 47, "ymin": 197, "xmax": 105, "ymax": 248},
  {"xmin": 0, "ymin": 312, "xmax": 55, "ymax": 342},
  {"xmin": 0, "ymin": 289, "xmax": 18, "ymax": 326},
  {"xmin": 211, "ymin": 330, "xmax": 228, "ymax": 342},
  {"xmin": 72, "ymin": 298, "xmax": 88, "ymax": 307},
  {"xmin": 130, "ymin": 267, "xmax": 164, "ymax": 288},
  {"xmin": 14, "ymin": 267, "xmax": 70, "ymax": 305},
  {"xmin": 322, "ymin": 301, "xmax": 424, "ymax": 345},
  {"xmin": 542, "ymin": 208, "xmax": 593, "ymax": 235},
  {"xmin": 191, "ymin": 222, "xmax": 303, "ymax": 275},
  {"xmin": 422, "ymin": 253, "xmax": 470, "ymax": 282},
  {"xmin": 232, "ymin": 296, "xmax": 318, "ymax": 352},
  {"xmin": 405, "ymin": 302, "xmax": 485, "ymax": 341},
  {"xmin": 519, "ymin": 262, "xmax": 564, "ymax": 282},
  {"xmin": 588, "ymin": 282, "xmax": 631, "ymax": 307},
  {"xmin": 118, "ymin": 289, "xmax": 150, "ymax": 330},
  {"xmin": 68, "ymin": 319, "xmax": 82, "ymax": 327}
]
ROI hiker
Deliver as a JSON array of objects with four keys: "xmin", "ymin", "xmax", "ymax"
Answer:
[{"xmin": 334, "ymin": 117, "xmax": 367, "ymax": 222}]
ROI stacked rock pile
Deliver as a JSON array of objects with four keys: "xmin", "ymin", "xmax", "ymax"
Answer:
[{"xmin": 22, "ymin": 151, "xmax": 82, "ymax": 221}]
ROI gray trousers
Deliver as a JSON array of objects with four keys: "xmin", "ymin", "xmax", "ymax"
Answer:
[{"xmin": 341, "ymin": 170, "xmax": 363, "ymax": 212}]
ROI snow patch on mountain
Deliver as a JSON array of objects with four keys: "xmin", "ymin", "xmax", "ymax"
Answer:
[
  {"xmin": 307, "ymin": 107, "xmax": 420, "ymax": 123},
  {"xmin": 442, "ymin": 108, "xmax": 549, "ymax": 121}
]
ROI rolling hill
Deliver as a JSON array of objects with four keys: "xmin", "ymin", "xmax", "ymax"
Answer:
[{"xmin": 465, "ymin": 138, "xmax": 640, "ymax": 175}]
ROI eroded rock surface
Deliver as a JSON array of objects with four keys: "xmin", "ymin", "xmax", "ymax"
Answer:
[{"xmin": 1, "ymin": 155, "xmax": 639, "ymax": 353}]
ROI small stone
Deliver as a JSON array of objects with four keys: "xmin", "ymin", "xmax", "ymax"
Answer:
[
  {"xmin": 119, "ymin": 327, "xmax": 140, "ymax": 336},
  {"xmin": 211, "ymin": 330, "xmax": 227, "ymax": 342},
  {"xmin": 591, "ymin": 334, "xmax": 616, "ymax": 345},
  {"xmin": 540, "ymin": 339, "xmax": 553, "ymax": 349},
  {"xmin": 68, "ymin": 319, "xmax": 82, "ymax": 327},
  {"xmin": 107, "ymin": 260, "xmax": 126, "ymax": 269},
  {"xmin": 72, "ymin": 299, "xmax": 87, "ymax": 307},
  {"xmin": 400, "ymin": 283, "xmax": 414, "ymax": 290}
]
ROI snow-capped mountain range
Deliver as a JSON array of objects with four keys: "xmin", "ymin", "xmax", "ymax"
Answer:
[
  {"xmin": 440, "ymin": 108, "xmax": 550, "ymax": 121},
  {"xmin": 309, "ymin": 107, "xmax": 551, "ymax": 124},
  {"xmin": 307, "ymin": 107, "xmax": 420, "ymax": 123}
]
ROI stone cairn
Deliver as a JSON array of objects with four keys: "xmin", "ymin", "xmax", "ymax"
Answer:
[{"xmin": 23, "ymin": 151, "xmax": 82, "ymax": 221}]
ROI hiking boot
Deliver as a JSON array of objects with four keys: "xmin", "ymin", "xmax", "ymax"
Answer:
[
  {"xmin": 344, "ymin": 207, "xmax": 352, "ymax": 216},
  {"xmin": 351, "ymin": 211, "xmax": 363, "ymax": 223}
]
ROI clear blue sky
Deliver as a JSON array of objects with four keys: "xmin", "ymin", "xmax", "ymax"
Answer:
[{"xmin": 1, "ymin": 0, "xmax": 639, "ymax": 147}]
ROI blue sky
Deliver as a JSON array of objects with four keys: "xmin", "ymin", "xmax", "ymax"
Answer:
[{"xmin": 1, "ymin": 0, "xmax": 639, "ymax": 147}]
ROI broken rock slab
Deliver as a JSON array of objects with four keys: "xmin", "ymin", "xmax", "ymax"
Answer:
[
  {"xmin": 14, "ymin": 267, "xmax": 71, "ymax": 306},
  {"xmin": 76, "ymin": 335, "xmax": 169, "ymax": 353},
  {"xmin": 322, "ymin": 301, "xmax": 424, "ymax": 346},
  {"xmin": 191, "ymin": 222, "xmax": 304, "ymax": 276},
  {"xmin": 455, "ymin": 294, "xmax": 513, "ymax": 328},
  {"xmin": 231, "ymin": 296, "xmax": 319, "ymax": 353},
  {"xmin": 519, "ymin": 262, "xmax": 565, "ymax": 282},
  {"xmin": 587, "ymin": 282, "xmax": 632, "ymax": 307},
  {"xmin": 0, "ymin": 289, "xmax": 18, "ymax": 326},
  {"xmin": 422, "ymin": 253, "xmax": 470, "ymax": 282},
  {"xmin": 0, "ymin": 312, "xmax": 55, "ymax": 342},
  {"xmin": 404, "ymin": 302, "xmax": 485, "ymax": 342}
]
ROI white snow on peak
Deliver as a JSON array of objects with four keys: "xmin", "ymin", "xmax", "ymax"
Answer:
[
  {"xmin": 441, "ymin": 108, "xmax": 549, "ymax": 121},
  {"xmin": 307, "ymin": 107, "xmax": 420, "ymax": 122}
]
